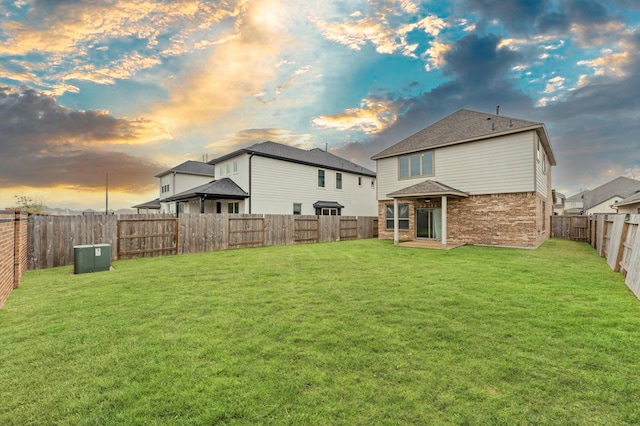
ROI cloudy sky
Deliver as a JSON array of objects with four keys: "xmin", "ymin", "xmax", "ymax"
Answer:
[{"xmin": 1, "ymin": 0, "xmax": 639, "ymax": 211}]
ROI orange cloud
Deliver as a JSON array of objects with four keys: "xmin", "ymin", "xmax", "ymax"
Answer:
[
  {"xmin": 152, "ymin": 0, "xmax": 292, "ymax": 129},
  {"xmin": 312, "ymin": 98, "xmax": 399, "ymax": 134},
  {"xmin": 205, "ymin": 128, "xmax": 315, "ymax": 154}
]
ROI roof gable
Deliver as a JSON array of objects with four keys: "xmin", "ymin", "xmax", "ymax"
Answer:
[
  {"xmin": 371, "ymin": 109, "xmax": 554, "ymax": 165},
  {"xmin": 583, "ymin": 176, "xmax": 640, "ymax": 210},
  {"xmin": 155, "ymin": 160, "xmax": 215, "ymax": 178},
  {"xmin": 209, "ymin": 141, "xmax": 376, "ymax": 177}
]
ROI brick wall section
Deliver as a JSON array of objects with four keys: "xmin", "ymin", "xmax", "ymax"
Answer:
[
  {"xmin": 0, "ymin": 211, "xmax": 28, "ymax": 308},
  {"xmin": 378, "ymin": 191, "xmax": 552, "ymax": 248}
]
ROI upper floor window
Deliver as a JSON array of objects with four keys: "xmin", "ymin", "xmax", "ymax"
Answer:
[
  {"xmin": 336, "ymin": 172, "xmax": 342, "ymax": 189},
  {"xmin": 358, "ymin": 176, "xmax": 362, "ymax": 186},
  {"xmin": 318, "ymin": 169, "xmax": 325, "ymax": 188},
  {"xmin": 226, "ymin": 163, "xmax": 231, "ymax": 174},
  {"xmin": 233, "ymin": 160, "xmax": 238, "ymax": 172},
  {"xmin": 399, "ymin": 151, "xmax": 433, "ymax": 179}
]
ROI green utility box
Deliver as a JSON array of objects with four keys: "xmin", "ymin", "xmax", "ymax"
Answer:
[{"xmin": 74, "ymin": 244, "xmax": 111, "ymax": 274}]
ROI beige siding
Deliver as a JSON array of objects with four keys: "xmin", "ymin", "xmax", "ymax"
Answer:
[
  {"xmin": 534, "ymin": 133, "xmax": 550, "ymax": 197},
  {"xmin": 377, "ymin": 131, "xmax": 536, "ymax": 200},
  {"xmin": 250, "ymin": 156, "xmax": 377, "ymax": 216},
  {"xmin": 587, "ymin": 197, "xmax": 624, "ymax": 215}
]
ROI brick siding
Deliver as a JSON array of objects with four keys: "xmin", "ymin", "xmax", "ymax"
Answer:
[
  {"xmin": 378, "ymin": 191, "xmax": 553, "ymax": 248},
  {"xmin": 0, "ymin": 212, "xmax": 28, "ymax": 308}
]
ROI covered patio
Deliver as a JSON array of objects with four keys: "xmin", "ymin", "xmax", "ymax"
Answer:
[{"xmin": 386, "ymin": 180, "xmax": 469, "ymax": 246}]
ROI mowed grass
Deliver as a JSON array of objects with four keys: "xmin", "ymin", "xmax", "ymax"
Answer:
[{"xmin": 1, "ymin": 239, "xmax": 640, "ymax": 425}]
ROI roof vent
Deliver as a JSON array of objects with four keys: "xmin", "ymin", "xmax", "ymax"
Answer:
[{"xmin": 496, "ymin": 105, "xmax": 500, "ymax": 115}]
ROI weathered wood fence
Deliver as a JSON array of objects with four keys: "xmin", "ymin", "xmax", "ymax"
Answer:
[
  {"xmin": 551, "ymin": 215, "xmax": 590, "ymax": 241},
  {"xmin": 27, "ymin": 213, "xmax": 378, "ymax": 270},
  {"xmin": 589, "ymin": 214, "xmax": 640, "ymax": 300}
]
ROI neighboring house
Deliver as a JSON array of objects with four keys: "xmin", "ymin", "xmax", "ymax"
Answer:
[
  {"xmin": 156, "ymin": 161, "xmax": 215, "ymax": 213},
  {"xmin": 132, "ymin": 198, "xmax": 161, "ymax": 214},
  {"xmin": 371, "ymin": 108, "xmax": 556, "ymax": 248},
  {"xmin": 614, "ymin": 191, "xmax": 640, "ymax": 215},
  {"xmin": 582, "ymin": 176, "xmax": 640, "ymax": 215},
  {"xmin": 163, "ymin": 141, "xmax": 377, "ymax": 216},
  {"xmin": 553, "ymin": 191, "xmax": 565, "ymax": 216},
  {"xmin": 564, "ymin": 191, "xmax": 585, "ymax": 215},
  {"xmin": 565, "ymin": 176, "xmax": 640, "ymax": 216}
]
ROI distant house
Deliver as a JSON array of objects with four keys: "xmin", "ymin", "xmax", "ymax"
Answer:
[
  {"xmin": 564, "ymin": 191, "xmax": 586, "ymax": 215},
  {"xmin": 160, "ymin": 141, "xmax": 377, "ymax": 216},
  {"xmin": 132, "ymin": 198, "xmax": 161, "ymax": 214},
  {"xmin": 566, "ymin": 177, "xmax": 640, "ymax": 216},
  {"xmin": 553, "ymin": 191, "xmax": 565, "ymax": 216},
  {"xmin": 613, "ymin": 190, "xmax": 640, "ymax": 215},
  {"xmin": 156, "ymin": 161, "xmax": 215, "ymax": 214},
  {"xmin": 371, "ymin": 109, "xmax": 556, "ymax": 248}
]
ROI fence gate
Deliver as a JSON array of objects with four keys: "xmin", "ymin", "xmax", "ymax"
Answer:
[
  {"xmin": 339, "ymin": 218, "xmax": 358, "ymax": 241},
  {"xmin": 117, "ymin": 218, "xmax": 178, "ymax": 259},
  {"xmin": 551, "ymin": 215, "xmax": 590, "ymax": 242},
  {"xmin": 228, "ymin": 216, "xmax": 265, "ymax": 248},
  {"xmin": 294, "ymin": 218, "xmax": 319, "ymax": 243}
]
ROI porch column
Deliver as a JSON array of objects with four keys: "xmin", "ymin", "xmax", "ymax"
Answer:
[
  {"xmin": 393, "ymin": 198, "xmax": 399, "ymax": 245},
  {"xmin": 441, "ymin": 195, "xmax": 447, "ymax": 247}
]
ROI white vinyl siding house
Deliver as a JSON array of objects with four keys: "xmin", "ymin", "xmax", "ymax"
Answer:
[
  {"xmin": 157, "ymin": 142, "xmax": 377, "ymax": 217},
  {"xmin": 377, "ymin": 131, "xmax": 536, "ymax": 201},
  {"xmin": 156, "ymin": 161, "xmax": 215, "ymax": 213},
  {"xmin": 250, "ymin": 155, "xmax": 375, "ymax": 216}
]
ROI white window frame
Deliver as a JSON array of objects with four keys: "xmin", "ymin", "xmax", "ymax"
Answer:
[{"xmin": 318, "ymin": 169, "xmax": 325, "ymax": 188}]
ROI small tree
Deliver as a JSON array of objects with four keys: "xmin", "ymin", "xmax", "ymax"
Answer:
[{"xmin": 14, "ymin": 194, "xmax": 45, "ymax": 214}]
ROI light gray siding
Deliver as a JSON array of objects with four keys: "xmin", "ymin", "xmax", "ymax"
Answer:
[
  {"xmin": 250, "ymin": 156, "xmax": 377, "ymax": 216},
  {"xmin": 377, "ymin": 131, "xmax": 536, "ymax": 200},
  {"xmin": 534, "ymin": 133, "xmax": 549, "ymax": 197}
]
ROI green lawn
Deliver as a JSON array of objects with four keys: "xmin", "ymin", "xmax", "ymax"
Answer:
[{"xmin": 1, "ymin": 239, "xmax": 640, "ymax": 425}]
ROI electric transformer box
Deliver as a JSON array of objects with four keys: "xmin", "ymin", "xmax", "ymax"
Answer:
[{"xmin": 74, "ymin": 244, "xmax": 111, "ymax": 274}]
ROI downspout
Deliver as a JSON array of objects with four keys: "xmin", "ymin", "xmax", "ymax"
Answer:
[{"xmin": 248, "ymin": 152, "xmax": 254, "ymax": 214}]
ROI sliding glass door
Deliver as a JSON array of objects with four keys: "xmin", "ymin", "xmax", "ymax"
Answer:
[{"xmin": 416, "ymin": 208, "xmax": 442, "ymax": 239}]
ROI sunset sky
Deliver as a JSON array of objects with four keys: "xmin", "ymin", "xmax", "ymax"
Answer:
[{"xmin": 1, "ymin": 0, "xmax": 639, "ymax": 211}]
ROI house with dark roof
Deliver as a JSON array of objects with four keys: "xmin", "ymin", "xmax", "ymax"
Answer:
[
  {"xmin": 581, "ymin": 176, "xmax": 640, "ymax": 215},
  {"xmin": 614, "ymin": 190, "xmax": 640, "ymax": 215},
  {"xmin": 371, "ymin": 108, "xmax": 556, "ymax": 248},
  {"xmin": 158, "ymin": 141, "xmax": 377, "ymax": 216},
  {"xmin": 155, "ymin": 160, "xmax": 215, "ymax": 213},
  {"xmin": 564, "ymin": 176, "xmax": 640, "ymax": 216}
]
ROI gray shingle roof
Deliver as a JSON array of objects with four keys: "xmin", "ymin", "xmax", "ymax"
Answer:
[
  {"xmin": 583, "ymin": 176, "xmax": 640, "ymax": 210},
  {"xmin": 209, "ymin": 141, "xmax": 376, "ymax": 177},
  {"xmin": 387, "ymin": 180, "xmax": 469, "ymax": 198},
  {"xmin": 155, "ymin": 160, "xmax": 215, "ymax": 178},
  {"xmin": 371, "ymin": 109, "xmax": 555, "ymax": 165},
  {"xmin": 615, "ymin": 190, "xmax": 640, "ymax": 207},
  {"xmin": 565, "ymin": 191, "xmax": 586, "ymax": 203},
  {"xmin": 131, "ymin": 198, "xmax": 161, "ymax": 209},
  {"xmin": 166, "ymin": 178, "xmax": 249, "ymax": 202}
]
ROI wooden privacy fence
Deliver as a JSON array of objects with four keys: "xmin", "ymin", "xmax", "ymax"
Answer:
[
  {"xmin": 551, "ymin": 215, "xmax": 589, "ymax": 241},
  {"xmin": 28, "ymin": 213, "xmax": 378, "ymax": 269},
  {"xmin": 590, "ymin": 214, "xmax": 640, "ymax": 300},
  {"xmin": 117, "ymin": 217, "xmax": 178, "ymax": 259}
]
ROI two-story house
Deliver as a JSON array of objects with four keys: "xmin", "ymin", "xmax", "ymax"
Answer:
[
  {"xmin": 567, "ymin": 176, "xmax": 640, "ymax": 216},
  {"xmin": 156, "ymin": 160, "xmax": 215, "ymax": 213},
  {"xmin": 371, "ymin": 109, "xmax": 556, "ymax": 248},
  {"xmin": 163, "ymin": 141, "xmax": 378, "ymax": 216}
]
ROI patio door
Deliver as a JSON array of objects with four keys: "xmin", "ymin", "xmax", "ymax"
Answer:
[{"xmin": 416, "ymin": 208, "xmax": 442, "ymax": 239}]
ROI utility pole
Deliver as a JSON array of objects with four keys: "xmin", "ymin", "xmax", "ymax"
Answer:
[{"xmin": 105, "ymin": 173, "xmax": 109, "ymax": 215}]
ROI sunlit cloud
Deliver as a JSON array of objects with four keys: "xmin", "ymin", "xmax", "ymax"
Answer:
[
  {"xmin": 0, "ymin": 1, "xmax": 243, "ymax": 93},
  {"xmin": 205, "ymin": 128, "xmax": 316, "ymax": 154},
  {"xmin": 152, "ymin": 0, "xmax": 294, "ymax": 129},
  {"xmin": 577, "ymin": 49, "xmax": 631, "ymax": 78},
  {"xmin": 313, "ymin": 11, "xmax": 447, "ymax": 59},
  {"xmin": 544, "ymin": 76, "xmax": 565, "ymax": 93},
  {"xmin": 424, "ymin": 41, "xmax": 450, "ymax": 71},
  {"xmin": 312, "ymin": 98, "xmax": 399, "ymax": 134}
]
